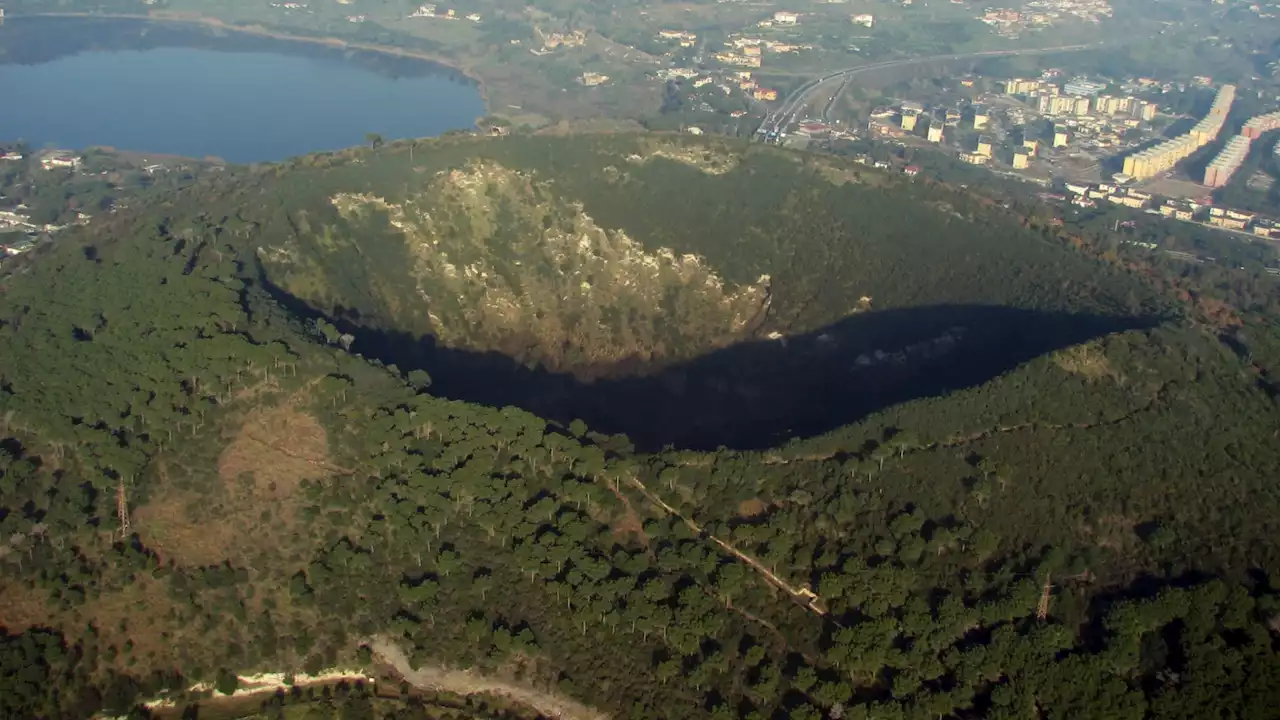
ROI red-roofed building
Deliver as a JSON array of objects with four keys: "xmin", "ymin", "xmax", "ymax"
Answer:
[{"xmin": 904, "ymin": 165, "xmax": 921, "ymax": 177}]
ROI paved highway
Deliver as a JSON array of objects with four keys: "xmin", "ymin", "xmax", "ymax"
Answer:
[{"xmin": 755, "ymin": 44, "xmax": 1095, "ymax": 140}]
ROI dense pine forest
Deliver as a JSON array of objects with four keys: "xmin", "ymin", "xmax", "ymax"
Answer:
[{"xmin": 2, "ymin": 133, "xmax": 1280, "ymax": 719}]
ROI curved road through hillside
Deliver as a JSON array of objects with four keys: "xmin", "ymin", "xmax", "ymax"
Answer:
[{"xmin": 756, "ymin": 43, "xmax": 1096, "ymax": 139}]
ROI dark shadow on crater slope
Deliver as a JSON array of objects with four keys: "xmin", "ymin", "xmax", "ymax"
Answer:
[{"xmin": 260, "ymin": 279, "xmax": 1159, "ymax": 451}]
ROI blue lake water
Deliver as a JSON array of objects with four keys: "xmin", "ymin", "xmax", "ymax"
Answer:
[{"xmin": 0, "ymin": 36, "xmax": 484, "ymax": 163}]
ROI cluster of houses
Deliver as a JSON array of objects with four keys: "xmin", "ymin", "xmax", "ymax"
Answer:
[
  {"xmin": 534, "ymin": 29, "xmax": 586, "ymax": 54},
  {"xmin": 0, "ymin": 149, "xmax": 90, "ymax": 261},
  {"xmin": 1062, "ymin": 182, "xmax": 1149, "ymax": 209},
  {"xmin": 715, "ymin": 34, "xmax": 809, "ymax": 68},
  {"xmin": 41, "ymin": 153, "xmax": 81, "ymax": 170},
  {"xmin": 654, "ymin": 67, "xmax": 778, "ymax": 105},
  {"xmin": 656, "ymin": 29, "xmax": 697, "ymax": 48},
  {"xmin": 1, "ymin": 236, "xmax": 37, "ymax": 257},
  {"xmin": 0, "ymin": 207, "xmax": 50, "ymax": 258},
  {"xmin": 979, "ymin": 0, "xmax": 1112, "ymax": 36},
  {"xmin": 761, "ymin": 11, "xmax": 800, "ymax": 26},
  {"xmin": 1061, "ymin": 181, "xmax": 1280, "ymax": 238},
  {"xmin": 408, "ymin": 5, "xmax": 481, "ymax": 22},
  {"xmin": 0, "ymin": 149, "xmax": 81, "ymax": 170},
  {"xmin": 846, "ymin": 153, "xmax": 923, "ymax": 177}
]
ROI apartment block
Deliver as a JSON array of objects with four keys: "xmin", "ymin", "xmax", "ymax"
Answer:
[
  {"xmin": 1242, "ymin": 110, "xmax": 1280, "ymax": 139},
  {"xmin": 1003, "ymin": 78, "xmax": 1041, "ymax": 95},
  {"xmin": 1093, "ymin": 95, "xmax": 1132, "ymax": 116},
  {"xmin": 1203, "ymin": 137, "xmax": 1249, "ymax": 187},
  {"xmin": 1038, "ymin": 94, "xmax": 1090, "ymax": 117},
  {"xmin": 1203, "ymin": 108, "xmax": 1280, "ymax": 187},
  {"xmin": 1122, "ymin": 84, "xmax": 1235, "ymax": 181}
]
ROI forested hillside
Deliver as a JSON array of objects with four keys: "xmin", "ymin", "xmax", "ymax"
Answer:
[
  {"xmin": 119, "ymin": 133, "xmax": 1170, "ymax": 448},
  {"xmin": 1, "ymin": 133, "xmax": 1279, "ymax": 719}
]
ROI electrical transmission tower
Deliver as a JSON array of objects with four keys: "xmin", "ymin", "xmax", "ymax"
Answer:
[
  {"xmin": 116, "ymin": 477, "xmax": 131, "ymax": 540},
  {"xmin": 1036, "ymin": 574, "xmax": 1053, "ymax": 620}
]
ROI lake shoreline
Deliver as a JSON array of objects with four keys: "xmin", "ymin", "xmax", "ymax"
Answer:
[
  {"xmin": 17, "ymin": 11, "xmax": 491, "ymax": 116},
  {"xmin": 0, "ymin": 16, "xmax": 486, "ymax": 162}
]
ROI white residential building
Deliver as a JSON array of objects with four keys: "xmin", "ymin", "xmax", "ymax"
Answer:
[{"xmin": 41, "ymin": 155, "xmax": 81, "ymax": 170}]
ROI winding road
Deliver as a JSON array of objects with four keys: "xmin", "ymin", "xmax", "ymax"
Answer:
[
  {"xmin": 369, "ymin": 637, "xmax": 609, "ymax": 720},
  {"xmin": 756, "ymin": 43, "xmax": 1097, "ymax": 139}
]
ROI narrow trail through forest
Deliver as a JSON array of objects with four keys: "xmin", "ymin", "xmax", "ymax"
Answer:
[
  {"xmin": 621, "ymin": 474, "xmax": 827, "ymax": 616},
  {"xmin": 243, "ymin": 433, "xmax": 356, "ymax": 475},
  {"xmin": 922, "ymin": 382, "xmax": 1170, "ymax": 453}
]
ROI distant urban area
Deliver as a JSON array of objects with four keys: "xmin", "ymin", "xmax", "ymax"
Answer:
[
  {"xmin": 1, "ymin": 0, "xmax": 1279, "ymax": 262},
  {"xmin": 737, "ymin": 65, "xmax": 1280, "ymax": 250}
]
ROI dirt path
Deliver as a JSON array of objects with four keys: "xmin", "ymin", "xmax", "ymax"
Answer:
[
  {"xmin": 368, "ymin": 637, "xmax": 609, "ymax": 720},
  {"xmin": 140, "ymin": 670, "xmax": 373, "ymax": 717},
  {"xmin": 243, "ymin": 432, "xmax": 356, "ymax": 475},
  {"xmin": 621, "ymin": 474, "xmax": 826, "ymax": 615},
  {"xmin": 756, "ymin": 383, "xmax": 1171, "ymax": 467},
  {"xmin": 623, "ymin": 386, "xmax": 1169, "ymax": 618}
]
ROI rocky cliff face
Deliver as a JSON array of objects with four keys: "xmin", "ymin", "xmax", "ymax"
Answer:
[{"xmin": 262, "ymin": 161, "xmax": 770, "ymax": 376}]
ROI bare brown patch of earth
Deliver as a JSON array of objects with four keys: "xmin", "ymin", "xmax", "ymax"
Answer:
[
  {"xmin": 217, "ymin": 402, "xmax": 335, "ymax": 500},
  {"xmin": 607, "ymin": 489, "xmax": 649, "ymax": 548},
  {"xmin": 79, "ymin": 575, "xmax": 185, "ymax": 667},
  {"xmin": 233, "ymin": 376, "xmax": 283, "ymax": 403},
  {"xmin": 0, "ymin": 580, "xmax": 49, "ymax": 631},
  {"xmin": 1053, "ymin": 342, "xmax": 1119, "ymax": 382},
  {"xmin": 1082, "ymin": 514, "xmax": 1139, "ymax": 552},
  {"xmin": 135, "ymin": 395, "xmax": 346, "ymax": 567},
  {"xmin": 736, "ymin": 498, "xmax": 768, "ymax": 519},
  {"xmin": 3, "ymin": 574, "xmax": 216, "ymax": 677}
]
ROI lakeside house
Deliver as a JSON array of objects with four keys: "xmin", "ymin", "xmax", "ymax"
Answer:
[
  {"xmin": 3, "ymin": 237, "xmax": 37, "ymax": 256},
  {"xmin": 40, "ymin": 153, "xmax": 81, "ymax": 170}
]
